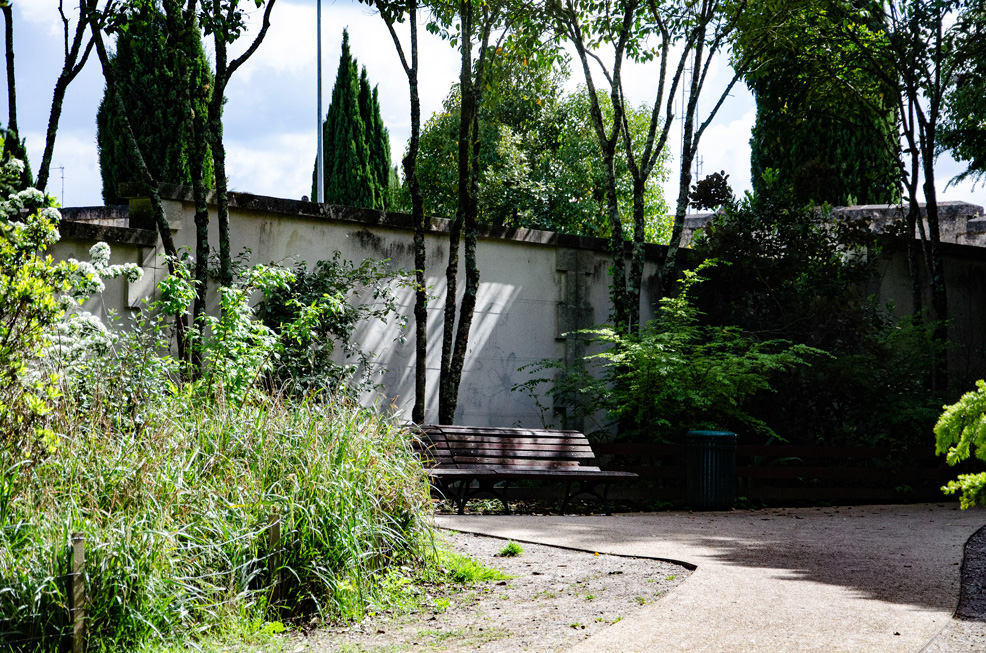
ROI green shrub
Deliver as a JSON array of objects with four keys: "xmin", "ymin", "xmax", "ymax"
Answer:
[
  {"xmin": 526, "ymin": 264, "xmax": 820, "ymax": 442},
  {"xmin": 258, "ymin": 254, "xmax": 411, "ymax": 396},
  {"xmin": 935, "ymin": 380, "xmax": 986, "ymax": 508}
]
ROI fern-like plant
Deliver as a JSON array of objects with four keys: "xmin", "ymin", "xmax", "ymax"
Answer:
[{"xmin": 935, "ymin": 380, "xmax": 986, "ymax": 508}]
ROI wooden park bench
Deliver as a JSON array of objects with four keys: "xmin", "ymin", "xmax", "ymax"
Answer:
[{"xmin": 413, "ymin": 424, "xmax": 638, "ymax": 515}]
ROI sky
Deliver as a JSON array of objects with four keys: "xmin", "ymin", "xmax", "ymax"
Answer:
[{"xmin": 9, "ymin": 0, "xmax": 986, "ymax": 212}]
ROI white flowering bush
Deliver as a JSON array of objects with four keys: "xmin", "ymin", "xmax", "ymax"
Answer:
[{"xmin": 65, "ymin": 241, "xmax": 142, "ymax": 301}]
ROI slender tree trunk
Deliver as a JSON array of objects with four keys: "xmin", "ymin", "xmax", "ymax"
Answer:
[
  {"xmin": 437, "ymin": 0, "xmax": 475, "ymax": 425},
  {"xmin": 210, "ymin": 43, "xmax": 232, "ymax": 287},
  {"xmin": 627, "ymin": 179, "xmax": 647, "ymax": 333},
  {"xmin": 661, "ymin": 33, "xmax": 705, "ymax": 296},
  {"xmin": 405, "ymin": 6, "xmax": 428, "ymax": 424},
  {"xmin": 37, "ymin": 0, "xmax": 94, "ymax": 193},
  {"xmin": 90, "ymin": 14, "xmax": 189, "ymax": 362},
  {"xmin": 3, "ymin": 5, "xmax": 15, "ymax": 137}
]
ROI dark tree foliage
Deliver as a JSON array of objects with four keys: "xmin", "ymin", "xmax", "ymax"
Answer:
[
  {"xmin": 691, "ymin": 180, "xmax": 942, "ymax": 448},
  {"xmin": 741, "ymin": 0, "xmax": 900, "ymax": 206},
  {"xmin": 0, "ymin": 129, "xmax": 32, "ymax": 191},
  {"xmin": 940, "ymin": 3, "xmax": 986, "ymax": 190},
  {"xmin": 312, "ymin": 29, "xmax": 394, "ymax": 210},
  {"xmin": 96, "ymin": 1, "xmax": 213, "ymax": 206},
  {"xmin": 689, "ymin": 170, "xmax": 732, "ymax": 211}
]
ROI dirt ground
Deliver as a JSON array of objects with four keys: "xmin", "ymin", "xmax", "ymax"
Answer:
[{"xmin": 295, "ymin": 530, "xmax": 692, "ymax": 652}]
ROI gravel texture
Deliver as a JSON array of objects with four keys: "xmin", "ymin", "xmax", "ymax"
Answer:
[{"xmin": 300, "ymin": 530, "xmax": 692, "ymax": 652}]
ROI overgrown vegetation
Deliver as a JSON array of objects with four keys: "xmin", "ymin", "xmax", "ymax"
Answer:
[
  {"xmin": 258, "ymin": 254, "xmax": 410, "ymax": 397},
  {"xmin": 692, "ymin": 176, "xmax": 944, "ymax": 447},
  {"xmin": 520, "ymin": 176, "xmax": 944, "ymax": 450},
  {"xmin": 0, "ymin": 165, "xmax": 442, "ymax": 651}
]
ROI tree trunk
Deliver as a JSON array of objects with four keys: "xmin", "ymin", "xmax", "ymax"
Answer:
[
  {"xmin": 90, "ymin": 15, "xmax": 189, "ymax": 362},
  {"xmin": 437, "ymin": 0, "xmax": 475, "ymax": 425},
  {"xmin": 628, "ymin": 178, "xmax": 646, "ymax": 333},
  {"xmin": 3, "ymin": 5, "xmax": 15, "ymax": 137},
  {"xmin": 405, "ymin": 5, "xmax": 428, "ymax": 425},
  {"xmin": 661, "ymin": 33, "xmax": 705, "ymax": 296},
  {"xmin": 37, "ymin": 1, "xmax": 94, "ymax": 193},
  {"xmin": 210, "ymin": 39, "xmax": 232, "ymax": 288}
]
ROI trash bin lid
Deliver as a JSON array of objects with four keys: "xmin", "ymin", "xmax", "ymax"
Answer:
[{"xmin": 686, "ymin": 430, "xmax": 736, "ymax": 437}]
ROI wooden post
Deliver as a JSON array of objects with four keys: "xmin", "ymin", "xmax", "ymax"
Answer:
[
  {"xmin": 70, "ymin": 533, "xmax": 86, "ymax": 653},
  {"xmin": 268, "ymin": 512, "xmax": 281, "ymax": 609}
]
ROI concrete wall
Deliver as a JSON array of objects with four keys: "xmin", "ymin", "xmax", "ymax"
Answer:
[
  {"xmin": 54, "ymin": 185, "xmax": 670, "ymax": 428},
  {"xmin": 55, "ymin": 189, "xmax": 986, "ymax": 427}
]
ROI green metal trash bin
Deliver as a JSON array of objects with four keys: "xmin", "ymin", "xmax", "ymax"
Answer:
[{"xmin": 687, "ymin": 430, "xmax": 737, "ymax": 509}]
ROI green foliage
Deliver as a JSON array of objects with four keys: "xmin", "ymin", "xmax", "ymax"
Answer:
[
  {"xmin": 689, "ymin": 170, "xmax": 733, "ymax": 211},
  {"xmin": 935, "ymin": 380, "xmax": 986, "ymax": 508},
  {"xmin": 735, "ymin": 0, "xmax": 900, "ymax": 206},
  {"xmin": 412, "ymin": 54, "xmax": 670, "ymax": 240},
  {"xmin": 0, "ymin": 161, "xmax": 83, "ymax": 458},
  {"xmin": 693, "ymin": 176, "xmax": 943, "ymax": 447},
  {"xmin": 430, "ymin": 549, "xmax": 509, "ymax": 584},
  {"xmin": 0, "ymin": 129, "xmax": 33, "ymax": 192},
  {"xmin": 940, "ymin": 4, "xmax": 986, "ymax": 190},
  {"xmin": 0, "ymin": 261, "xmax": 442, "ymax": 650},
  {"xmin": 313, "ymin": 30, "xmax": 394, "ymax": 210},
  {"xmin": 495, "ymin": 541, "xmax": 523, "ymax": 557},
  {"xmin": 96, "ymin": 0, "xmax": 214, "ymax": 205},
  {"xmin": 258, "ymin": 254, "xmax": 411, "ymax": 397},
  {"xmin": 537, "ymin": 265, "xmax": 820, "ymax": 442},
  {"xmin": 0, "ymin": 390, "xmax": 434, "ymax": 650}
]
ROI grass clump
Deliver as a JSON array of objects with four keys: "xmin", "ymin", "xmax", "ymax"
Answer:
[
  {"xmin": 495, "ymin": 541, "xmax": 524, "ymax": 558},
  {"xmin": 0, "ymin": 390, "xmax": 436, "ymax": 651}
]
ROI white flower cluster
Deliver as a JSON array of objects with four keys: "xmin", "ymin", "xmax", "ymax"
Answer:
[{"xmin": 67, "ymin": 242, "xmax": 143, "ymax": 302}]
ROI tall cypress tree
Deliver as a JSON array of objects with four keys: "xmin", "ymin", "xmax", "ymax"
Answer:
[
  {"xmin": 742, "ymin": 1, "xmax": 899, "ymax": 206},
  {"xmin": 96, "ymin": 1, "xmax": 214, "ymax": 206},
  {"xmin": 313, "ymin": 30, "xmax": 393, "ymax": 209}
]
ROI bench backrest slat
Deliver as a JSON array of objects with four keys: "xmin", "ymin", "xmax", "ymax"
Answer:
[{"xmin": 415, "ymin": 424, "xmax": 601, "ymax": 471}]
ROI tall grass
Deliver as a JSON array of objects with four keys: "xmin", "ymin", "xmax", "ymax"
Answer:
[{"xmin": 0, "ymin": 388, "xmax": 434, "ymax": 651}]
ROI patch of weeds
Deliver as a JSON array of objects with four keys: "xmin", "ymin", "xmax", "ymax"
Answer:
[
  {"xmin": 336, "ymin": 644, "xmax": 411, "ymax": 653},
  {"xmin": 431, "ymin": 597, "xmax": 451, "ymax": 613},
  {"xmin": 419, "ymin": 627, "xmax": 469, "ymax": 641},
  {"xmin": 665, "ymin": 574, "xmax": 677, "ymax": 581},
  {"xmin": 570, "ymin": 622, "xmax": 586, "ymax": 630},
  {"xmin": 424, "ymin": 548, "xmax": 510, "ymax": 584},
  {"xmin": 585, "ymin": 594, "xmax": 597, "ymax": 601},
  {"xmin": 536, "ymin": 590, "xmax": 558, "ymax": 599},
  {"xmin": 635, "ymin": 596, "xmax": 648, "ymax": 605},
  {"xmin": 614, "ymin": 616, "xmax": 623, "ymax": 623},
  {"xmin": 495, "ymin": 541, "xmax": 524, "ymax": 557}
]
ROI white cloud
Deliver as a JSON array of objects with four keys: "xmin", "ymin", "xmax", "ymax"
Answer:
[
  {"xmin": 18, "ymin": 1, "xmax": 81, "ymax": 38},
  {"xmin": 24, "ymin": 128, "xmax": 101, "ymax": 207},
  {"xmin": 226, "ymin": 132, "xmax": 315, "ymax": 201}
]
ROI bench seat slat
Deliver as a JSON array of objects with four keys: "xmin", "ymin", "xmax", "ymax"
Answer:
[
  {"xmin": 448, "ymin": 448, "xmax": 594, "ymax": 459},
  {"xmin": 453, "ymin": 457, "xmax": 584, "ymax": 467}
]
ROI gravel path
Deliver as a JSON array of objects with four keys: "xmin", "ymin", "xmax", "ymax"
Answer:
[{"xmin": 300, "ymin": 530, "xmax": 692, "ymax": 652}]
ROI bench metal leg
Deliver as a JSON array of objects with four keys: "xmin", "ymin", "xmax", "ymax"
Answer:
[
  {"xmin": 561, "ymin": 481, "xmax": 614, "ymax": 515},
  {"xmin": 437, "ymin": 479, "xmax": 511, "ymax": 515}
]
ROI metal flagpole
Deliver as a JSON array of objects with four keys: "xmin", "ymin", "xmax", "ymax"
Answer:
[{"xmin": 316, "ymin": 0, "xmax": 324, "ymax": 203}]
